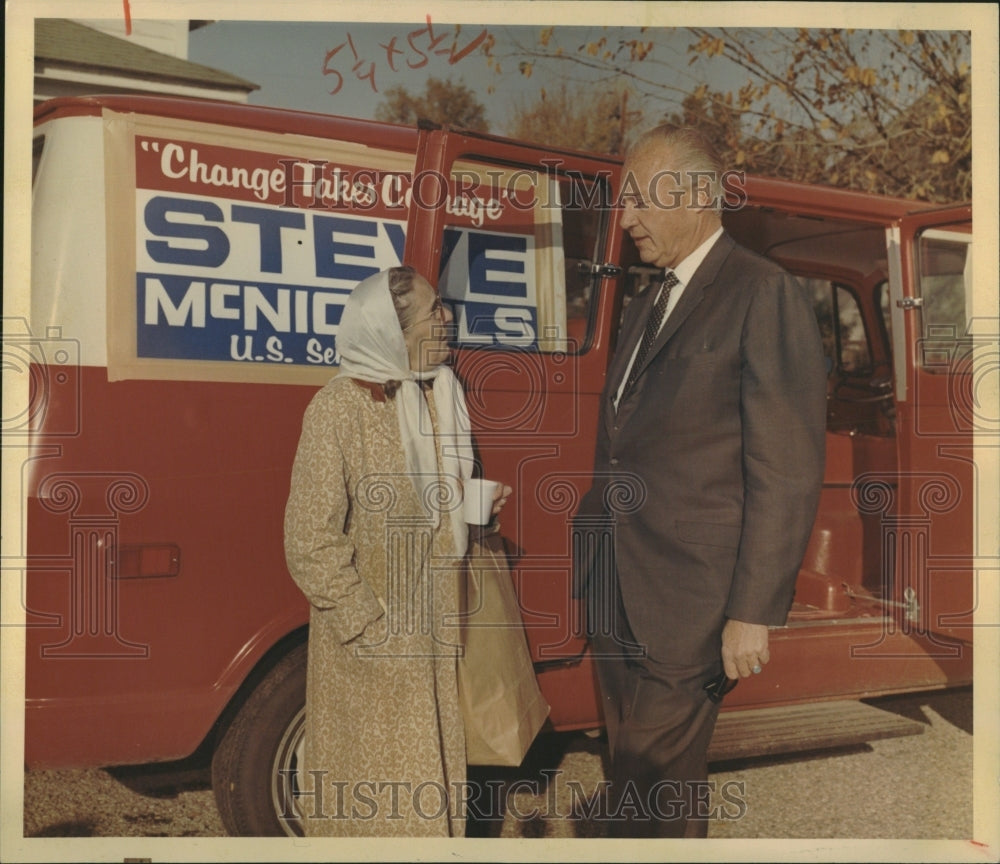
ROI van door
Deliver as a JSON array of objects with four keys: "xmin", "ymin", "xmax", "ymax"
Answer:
[
  {"xmin": 401, "ymin": 128, "xmax": 625, "ymax": 727},
  {"xmin": 879, "ymin": 205, "xmax": 975, "ymax": 651}
]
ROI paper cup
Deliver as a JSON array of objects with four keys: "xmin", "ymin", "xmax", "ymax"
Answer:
[{"xmin": 463, "ymin": 478, "xmax": 499, "ymax": 525}]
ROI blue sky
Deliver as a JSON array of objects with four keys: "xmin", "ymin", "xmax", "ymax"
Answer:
[
  {"xmin": 187, "ymin": 20, "xmax": 704, "ymax": 134},
  {"xmin": 185, "ymin": 15, "xmax": 976, "ymax": 141}
]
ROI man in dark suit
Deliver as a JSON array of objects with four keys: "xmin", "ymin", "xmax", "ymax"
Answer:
[{"xmin": 574, "ymin": 125, "xmax": 827, "ymax": 837}]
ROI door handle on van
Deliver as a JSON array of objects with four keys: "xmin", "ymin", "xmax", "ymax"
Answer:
[{"xmin": 577, "ymin": 261, "xmax": 623, "ymax": 278}]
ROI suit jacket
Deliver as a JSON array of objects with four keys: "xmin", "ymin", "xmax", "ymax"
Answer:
[{"xmin": 574, "ymin": 231, "xmax": 827, "ymax": 666}]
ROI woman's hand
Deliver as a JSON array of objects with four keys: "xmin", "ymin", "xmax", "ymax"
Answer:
[{"xmin": 491, "ymin": 484, "xmax": 513, "ymax": 516}]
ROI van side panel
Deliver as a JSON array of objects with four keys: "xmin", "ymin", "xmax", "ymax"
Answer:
[{"xmin": 25, "ymin": 371, "xmax": 313, "ymax": 766}]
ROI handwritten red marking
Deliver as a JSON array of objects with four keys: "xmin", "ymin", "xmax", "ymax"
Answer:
[
  {"xmin": 380, "ymin": 36, "xmax": 403, "ymax": 72},
  {"xmin": 324, "ymin": 16, "xmax": 489, "ymax": 96},
  {"xmin": 449, "ymin": 28, "xmax": 488, "ymax": 65},
  {"xmin": 122, "ymin": 0, "xmax": 132, "ymax": 36}
]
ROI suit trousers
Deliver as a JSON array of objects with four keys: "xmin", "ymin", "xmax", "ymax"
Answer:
[{"xmin": 589, "ymin": 573, "xmax": 722, "ymax": 838}]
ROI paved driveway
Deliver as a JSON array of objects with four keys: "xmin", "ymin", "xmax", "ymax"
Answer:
[{"xmin": 19, "ymin": 687, "xmax": 979, "ymax": 854}]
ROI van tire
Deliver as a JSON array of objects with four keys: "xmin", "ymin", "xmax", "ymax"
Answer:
[{"xmin": 211, "ymin": 641, "xmax": 307, "ymax": 836}]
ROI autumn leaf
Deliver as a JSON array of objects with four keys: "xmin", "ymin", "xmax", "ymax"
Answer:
[
  {"xmin": 631, "ymin": 40, "xmax": 653, "ymax": 62},
  {"xmin": 519, "ymin": 61, "xmax": 533, "ymax": 78},
  {"xmin": 931, "ymin": 150, "xmax": 950, "ymax": 164},
  {"xmin": 539, "ymin": 26, "xmax": 553, "ymax": 47}
]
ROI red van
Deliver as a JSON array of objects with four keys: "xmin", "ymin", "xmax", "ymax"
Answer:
[{"xmin": 21, "ymin": 94, "xmax": 975, "ymax": 835}]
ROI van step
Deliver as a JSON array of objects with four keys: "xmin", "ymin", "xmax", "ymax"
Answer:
[{"xmin": 708, "ymin": 700, "xmax": 925, "ymax": 763}]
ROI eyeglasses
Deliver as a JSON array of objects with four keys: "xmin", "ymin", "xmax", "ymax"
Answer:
[
  {"xmin": 404, "ymin": 297, "xmax": 447, "ymax": 329},
  {"xmin": 703, "ymin": 670, "xmax": 739, "ymax": 704}
]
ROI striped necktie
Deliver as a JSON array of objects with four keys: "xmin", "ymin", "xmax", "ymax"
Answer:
[{"xmin": 622, "ymin": 270, "xmax": 679, "ymax": 397}]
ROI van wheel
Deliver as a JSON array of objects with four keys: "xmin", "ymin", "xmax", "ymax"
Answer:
[{"xmin": 211, "ymin": 642, "xmax": 307, "ymax": 836}]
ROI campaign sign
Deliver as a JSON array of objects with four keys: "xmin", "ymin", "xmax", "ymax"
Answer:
[
  {"xmin": 133, "ymin": 135, "xmax": 540, "ymax": 368},
  {"xmin": 440, "ymin": 226, "xmax": 538, "ymax": 347}
]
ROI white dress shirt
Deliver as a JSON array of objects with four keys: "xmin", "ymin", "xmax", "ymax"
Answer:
[{"xmin": 614, "ymin": 226, "xmax": 724, "ymax": 409}]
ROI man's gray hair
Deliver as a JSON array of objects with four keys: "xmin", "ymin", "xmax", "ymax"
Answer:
[{"xmin": 628, "ymin": 125, "xmax": 726, "ymax": 209}]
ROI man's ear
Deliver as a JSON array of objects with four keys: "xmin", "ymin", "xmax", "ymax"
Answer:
[{"xmin": 689, "ymin": 171, "xmax": 719, "ymax": 211}]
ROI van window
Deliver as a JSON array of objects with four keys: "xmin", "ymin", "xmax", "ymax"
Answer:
[
  {"xmin": 877, "ymin": 280, "xmax": 892, "ymax": 356},
  {"xmin": 437, "ymin": 161, "xmax": 608, "ymax": 354},
  {"xmin": 918, "ymin": 229, "xmax": 971, "ymax": 341},
  {"xmin": 804, "ymin": 279, "xmax": 872, "ymax": 375}
]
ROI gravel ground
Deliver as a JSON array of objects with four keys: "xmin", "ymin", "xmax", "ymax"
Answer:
[{"xmin": 18, "ymin": 686, "xmax": 981, "ymax": 854}]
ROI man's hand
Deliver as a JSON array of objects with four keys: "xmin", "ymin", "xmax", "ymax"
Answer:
[{"xmin": 721, "ymin": 619, "xmax": 770, "ymax": 679}]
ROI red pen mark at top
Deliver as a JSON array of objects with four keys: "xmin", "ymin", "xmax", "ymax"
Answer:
[
  {"xmin": 123, "ymin": 0, "xmax": 132, "ymax": 36},
  {"xmin": 448, "ymin": 26, "xmax": 488, "ymax": 65},
  {"xmin": 323, "ymin": 33, "xmax": 376, "ymax": 95},
  {"xmin": 323, "ymin": 15, "xmax": 489, "ymax": 95}
]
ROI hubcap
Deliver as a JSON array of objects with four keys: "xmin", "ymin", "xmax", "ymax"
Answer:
[{"xmin": 271, "ymin": 706, "xmax": 306, "ymax": 837}]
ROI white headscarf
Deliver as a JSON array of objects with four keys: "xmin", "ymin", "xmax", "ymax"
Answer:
[{"xmin": 336, "ymin": 269, "xmax": 474, "ymax": 556}]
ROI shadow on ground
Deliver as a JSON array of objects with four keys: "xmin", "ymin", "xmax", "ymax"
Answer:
[{"xmin": 863, "ymin": 684, "xmax": 972, "ymax": 734}]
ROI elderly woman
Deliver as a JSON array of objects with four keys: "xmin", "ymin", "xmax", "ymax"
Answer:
[{"xmin": 284, "ymin": 266, "xmax": 508, "ymax": 837}]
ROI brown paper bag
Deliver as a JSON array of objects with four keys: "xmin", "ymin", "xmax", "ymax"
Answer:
[{"xmin": 458, "ymin": 528, "xmax": 550, "ymax": 766}]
